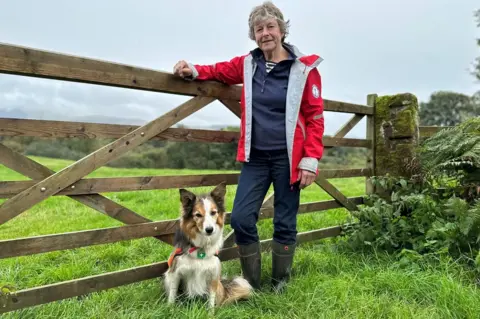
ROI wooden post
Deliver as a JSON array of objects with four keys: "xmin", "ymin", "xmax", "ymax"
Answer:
[
  {"xmin": 365, "ymin": 94, "xmax": 377, "ymax": 194},
  {"xmin": 373, "ymin": 93, "xmax": 420, "ymax": 193}
]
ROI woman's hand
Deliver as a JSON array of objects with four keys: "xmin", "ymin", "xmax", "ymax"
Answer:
[
  {"xmin": 173, "ymin": 60, "xmax": 193, "ymax": 78},
  {"xmin": 297, "ymin": 169, "xmax": 316, "ymax": 189}
]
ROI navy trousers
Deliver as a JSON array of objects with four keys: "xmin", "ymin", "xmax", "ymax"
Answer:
[{"xmin": 230, "ymin": 148, "xmax": 301, "ymax": 246}]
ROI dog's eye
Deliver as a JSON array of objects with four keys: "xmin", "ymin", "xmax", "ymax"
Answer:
[
  {"xmin": 195, "ymin": 213, "xmax": 203, "ymax": 218},
  {"xmin": 211, "ymin": 210, "xmax": 217, "ymax": 216}
]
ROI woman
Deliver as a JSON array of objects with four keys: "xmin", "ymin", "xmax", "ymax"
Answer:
[{"xmin": 173, "ymin": 1, "xmax": 325, "ymax": 293}]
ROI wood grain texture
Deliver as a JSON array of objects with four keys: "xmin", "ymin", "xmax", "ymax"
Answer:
[
  {"xmin": 0, "ymin": 196, "xmax": 362, "ymax": 259},
  {"xmin": 366, "ymin": 94, "xmax": 377, "ymax": 194},
  {"xmin": 296, "ymin": 225, "xmax": 342, "ymax": 244},
  {"xmin": 0, "ymin": 143, "xmax": 52, "ymax": 180},
  {"xmin": 256, "ymin": 196, "xmax": 364, "ymax": 220},
  {"xmin": 219, "ymin": 99, "xmax": 242, "ymax": 118},
  {"xmin": 0, "ymin": 117, "xmax": 370, "ymax": 150},
  {"xmin": 296, "ymin": 196, "xmax": 363, "ymax": 214},
  {"xmin": 0, "ymin": 42, "xmax": 370, "ymax": 116},
  {"xmin": 333, "ymin": 114, "xmax": 365, "ymax": 138},
  {"xmin": 0, "ymin": 118, "xmax": 239, "ymax": 143},
  {"xmin": 0, "ymin": 152, "xmax": 151, "ymax": 228},
  {"xmin": 323, "ymin": 136, "xmax": 370, "ymax": 148},
  {"xmin": 0, "ymin": 42, "xmax": 241, "ymax": 100},
  {"xmin": 0, "ymin": 174, "xmax": 240, "ymax": 198},
  {"xmin": 0, "ymin": 96, "xmax": 214, "ymax": 225},
  {"xmin": 323, "ymin": 99, "xmax": 373, "ymax": 115},
  {"xmin": 321, "ymin": 168, "xmax": 371, "ymax": 179},
  {"xmin": 0, "ymin": 261, "xmax": 170, "ymax": 313},
  {"xmin": 314, "ymin": 175, "xmax": 359, "ymax": 212},
  {"xmin": 0, "ymin": 143, "xmax": 173, "ymax": 244},
  {"xmin": 0, "ymin": 220, "xmax": 179, "ymax": 259},
  {"xmin": 0, "ymin": 169, "xmax": 370, "ymax": 198},
  {"xmin": 222, "ymin": 196, "xmax": 363, "ymax": 224},
  {"xmin": 0, "ymin": 225, "xmax": 343, "ymax": 313},
  {"xmin": 220, "ymin": 94, "xmax": 371, "ymax": 115}
]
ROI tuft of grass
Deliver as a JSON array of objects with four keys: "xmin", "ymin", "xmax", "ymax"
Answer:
[{"xmin": 1, "ymin": 156, "xmax": 480, "ymax": 318}]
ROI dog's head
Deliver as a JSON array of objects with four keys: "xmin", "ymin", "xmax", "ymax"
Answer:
[{"xmin": 178, "ymin": 182, "xmax": 227, "ymax": 239}]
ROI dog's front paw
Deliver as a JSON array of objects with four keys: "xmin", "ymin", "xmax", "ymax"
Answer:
[
  {"xmin": 207, "ymin": 304, "xmax": 216, "ymax": 316},
  {"xmin": 167, "ymin": 292, "xmax": 177, "ymax": 305}
]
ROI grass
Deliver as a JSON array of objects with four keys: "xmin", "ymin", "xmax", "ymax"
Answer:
[{"xmin": 1, "ymin": 156, "xmax": 480, "ymax": 318}]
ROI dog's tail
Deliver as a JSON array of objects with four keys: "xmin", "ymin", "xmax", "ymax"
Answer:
[{"xmin": 217, "ymin": 276, "xmax": 253, "ymax": 305}]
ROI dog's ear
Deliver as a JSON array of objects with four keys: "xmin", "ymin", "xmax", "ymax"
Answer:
[
  {"xmin": 210, "ymin": 182, "xmax": 226, "ymax": 209},
  {"xmin": 179, "ymin": 188, "xmax": 196, "ymax": 215}
]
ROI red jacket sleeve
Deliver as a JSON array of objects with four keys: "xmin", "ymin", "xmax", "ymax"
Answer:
[
  {"xmin": 189, "ymin": 55, "xmax": 244, "ymax": 86},
  {"xmin": 299, "ymin": 68, "xmax": 325, "ymax": 170}
]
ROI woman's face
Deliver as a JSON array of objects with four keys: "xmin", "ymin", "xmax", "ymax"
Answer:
[{"xmin": 254, "ymin": 17, "xmax": 284, "ymax": 54}]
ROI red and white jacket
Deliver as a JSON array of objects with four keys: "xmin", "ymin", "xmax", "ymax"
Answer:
[{"xmin": 187, "ymin": 43, "xmax": 325, "ymax": 185}]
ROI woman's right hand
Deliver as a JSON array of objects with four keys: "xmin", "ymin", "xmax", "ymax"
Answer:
[{"xmin": 173, "ymin": 60, "xmax": 193, "ymax": 78}]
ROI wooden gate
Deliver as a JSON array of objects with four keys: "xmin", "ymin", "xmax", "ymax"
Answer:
[{"xmin": 0, "ymin": 42, "xmax": 374, "ymax": 313}]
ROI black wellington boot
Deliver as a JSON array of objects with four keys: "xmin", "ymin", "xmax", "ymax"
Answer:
[
  {"xmin": 271, "ymin": 241, "xmax": 296, "ymax": 293},
  {"xmin": 237, "ymin": 242, "xmax": 262, "ymax": 290}
]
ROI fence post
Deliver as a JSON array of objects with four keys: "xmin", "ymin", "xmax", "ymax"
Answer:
[
  {"xmin": 372, "ymin": 93, "xmax": 420, "ymax": 193},
  {"xmin": 365, "ymin": 94, "xmax": 377, "ymax": 194}
]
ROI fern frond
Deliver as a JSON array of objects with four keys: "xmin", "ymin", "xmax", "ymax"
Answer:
[{"xmin": 419, "ymin": 117, "xmax": 480, "ymax": 182}]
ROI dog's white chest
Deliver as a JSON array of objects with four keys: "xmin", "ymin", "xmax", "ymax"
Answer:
[{"xmin": 176, "ymin": 255, "xmax": 220, "ymax": 296}]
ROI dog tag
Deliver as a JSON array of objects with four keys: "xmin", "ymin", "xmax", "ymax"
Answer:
[{"xmin": 197, "ymin": 250, "xmax": 206, "ymax": 259}]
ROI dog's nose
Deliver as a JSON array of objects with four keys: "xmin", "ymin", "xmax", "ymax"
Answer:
[{"xmin": 205, "ymin": 226, "xmax": 214, "ymax": 235}]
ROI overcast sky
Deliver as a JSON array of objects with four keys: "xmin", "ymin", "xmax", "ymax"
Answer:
[{"xmin": 0, "ymin": 0, "xmax": 479, "ymax": 137}]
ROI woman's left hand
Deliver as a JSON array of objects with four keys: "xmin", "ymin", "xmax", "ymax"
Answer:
[{"xmin": 297, "ymin": 169, "xmax": 317, "ymax": 189}]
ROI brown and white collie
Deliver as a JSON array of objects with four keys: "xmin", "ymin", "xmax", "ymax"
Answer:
[{"xmin": 164, "ymin": 182, "xmax": 252, "ymax": 308}]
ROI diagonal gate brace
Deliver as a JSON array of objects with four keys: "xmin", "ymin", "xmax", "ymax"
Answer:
[
  {"xmin": 0, "ymin": 96, "xmax": 214, "ymax": 225},
  {"xmin": 315, "ymin": 174, "xmax": 359, "ymax": 212},
  {"xmin": 0, "ymin": 143, "xmax": 176, "ymax": 244}
]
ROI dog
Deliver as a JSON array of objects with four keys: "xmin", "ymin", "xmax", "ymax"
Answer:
[{"xmin": 163, "ymin": 182, "xmax": 252, "ymax": 308}]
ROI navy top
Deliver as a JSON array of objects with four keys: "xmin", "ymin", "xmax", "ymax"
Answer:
[{"xmin": 250, "ymin": 45, "xmax": 296, "ymax": 151}]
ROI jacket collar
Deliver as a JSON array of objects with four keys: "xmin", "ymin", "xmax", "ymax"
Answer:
[
  {"xmin": 251, "ymin": 43, "xmax": 296, "ymax": 59},
  {"xmin": 249, "ymin": 42, "xmax": 323, "ymax": 68}
]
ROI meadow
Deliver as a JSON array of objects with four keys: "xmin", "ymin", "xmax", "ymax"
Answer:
[{"xmin": 1, "ymin": 156, "xmax": 479, "ymax": 318}]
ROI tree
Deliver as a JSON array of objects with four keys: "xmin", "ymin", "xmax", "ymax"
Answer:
[{"xmin": 419, "ymin": 91, "xmax": 478, "ymax": 126}]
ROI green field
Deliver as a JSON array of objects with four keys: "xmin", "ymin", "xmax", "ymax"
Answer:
[{"xmin": 1, "ymin": 157, "xmax": 479, "ymax": 318}]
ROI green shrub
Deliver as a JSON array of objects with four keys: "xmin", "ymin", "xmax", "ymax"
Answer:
[
  {"xmin": 340, "ymin": 117, "xmax": 480, "ymax": 272},
  {"xmin": 342, "ymin": 176, "xmax": 479, "ymax": 264}
]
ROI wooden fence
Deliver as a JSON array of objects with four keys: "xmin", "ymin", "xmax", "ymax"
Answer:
[{"xmin": 0, "ymin": 42, "xmax": 444, "ymax": 313}]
